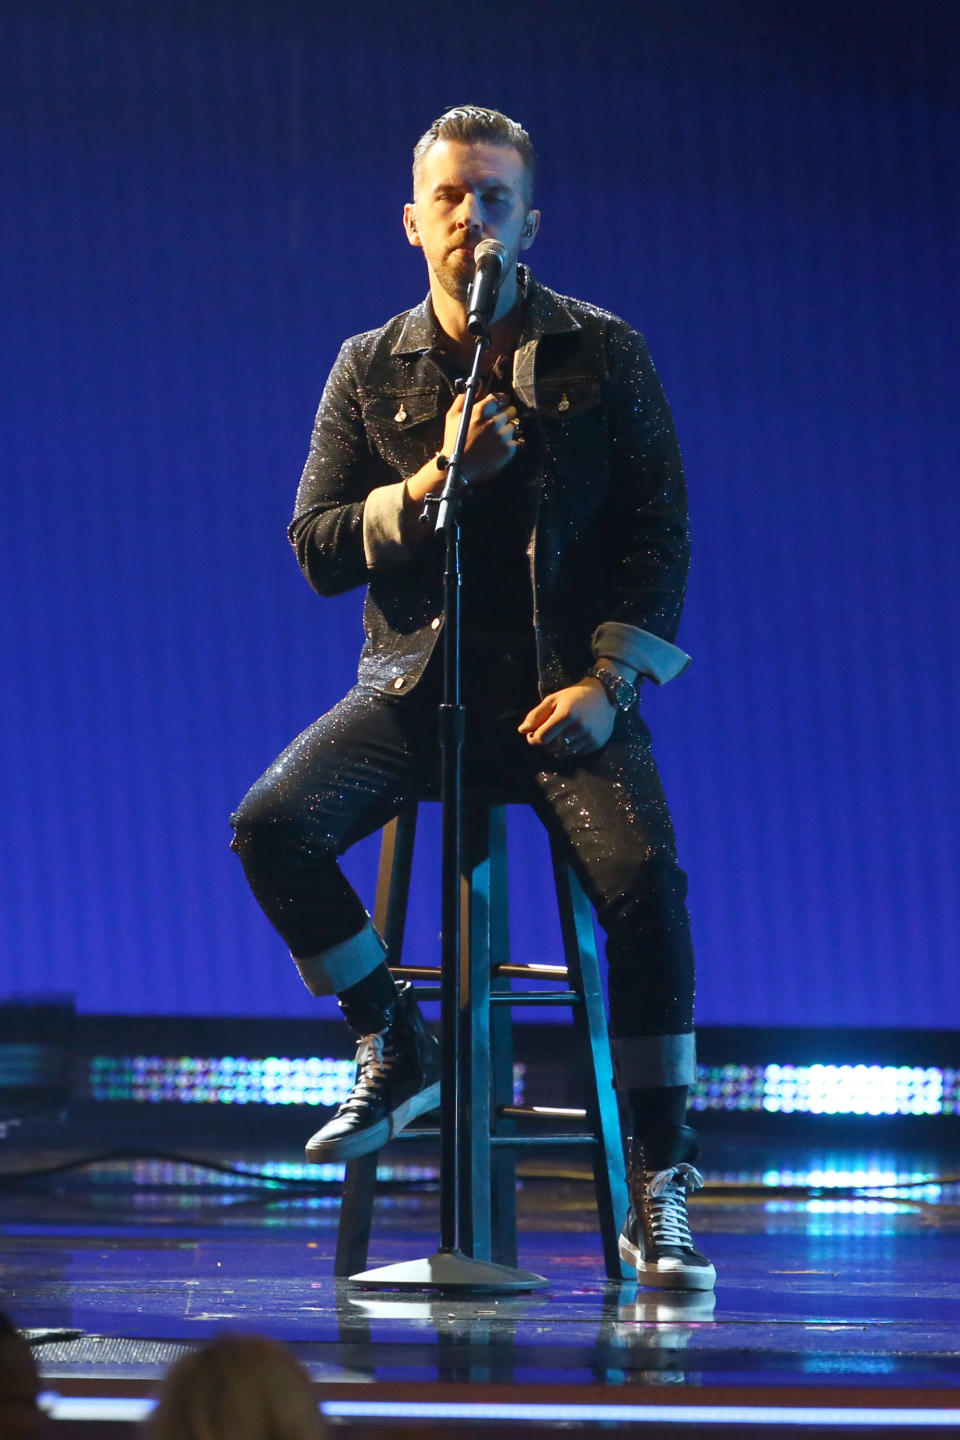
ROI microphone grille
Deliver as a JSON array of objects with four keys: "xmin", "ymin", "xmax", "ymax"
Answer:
[{"xmin": 474, "ymin": 238, "xmax": 507, "ymax": 263}]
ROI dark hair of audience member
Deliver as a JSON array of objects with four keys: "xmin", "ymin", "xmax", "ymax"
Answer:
[{"xmin": 0, "ymin": 1313, "xmax": 48, "ymax": 1438}]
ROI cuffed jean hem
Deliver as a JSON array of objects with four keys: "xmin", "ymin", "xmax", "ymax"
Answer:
[
  {"xmin": 612, "ymin": 1031, "xmax": 697, "ymax": 1088},
  {"xmin": 292, "ymin": 921, "xmax": 387, "ymax": 997}
]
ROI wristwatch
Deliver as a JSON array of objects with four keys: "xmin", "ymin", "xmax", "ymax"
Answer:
[{"xmin": 585, "ymin": 663, "xmax": 640, "ymax": 713}]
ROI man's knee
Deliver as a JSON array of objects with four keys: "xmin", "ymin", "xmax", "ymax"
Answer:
[
  {"xmin": 598, "ymin": 851, "xmax": 689, "ymax": 929},
  {"xmin": 229, "ymin": 791, "xmax": 305, "ymax": 865},
  {"xmin": 229, "ymin": 799, "xmax": 263, "ymax": 862}
]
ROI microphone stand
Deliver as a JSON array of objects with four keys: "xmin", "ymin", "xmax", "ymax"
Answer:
[{"xmin": 348, "ymin": 319, "xmax": 547, "ymax": 1293}]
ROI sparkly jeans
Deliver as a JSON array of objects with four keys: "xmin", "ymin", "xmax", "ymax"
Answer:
[{"xmin": 230, "ymin": 648, "xmax": 697, "ymax": 1088}]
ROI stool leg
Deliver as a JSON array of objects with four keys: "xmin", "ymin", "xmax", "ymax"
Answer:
[
  {"xmin": 335, "ymin": 1151, "xmax": 378, "ymax": 1277},
  {"xmin": 551, "ymin": 844, "xmax": 631, "ymax": 1280},
  {"xmin": 488, "ymin": 805, "xmax": 518, "ymax": 1268},
  {"xmin": 373, "ymin": 806, "xmax": 417, "ymax": 964},
  {"xmin": 458, "ymin": 797, "xmax": 493, "ymax": 1261},
  {"xmin": 335, "ymin": 807, "xmax": 418, "ymax": 1276}
]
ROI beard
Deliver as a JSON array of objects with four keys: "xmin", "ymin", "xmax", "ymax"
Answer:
[{"xmin": 431, "ymin": 246, "xmax": 476, "ymax": 303}]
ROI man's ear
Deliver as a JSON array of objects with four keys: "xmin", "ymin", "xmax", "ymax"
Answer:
[
  {"xmin": 403, "ymin": 202, "xmax": 422, "ymax": 248},
  {"xmin": 519, "ymin": 210, "xmax": 541, "ymax": 250}
]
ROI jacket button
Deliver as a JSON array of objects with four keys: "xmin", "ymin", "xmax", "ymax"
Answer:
[
  {"xmin": 393, "ymin": 677, "xmax": 406, "ymax": 690},
  {"xmin": 430, "ymin": 617, "xmax": 441, "ymax": 630}
]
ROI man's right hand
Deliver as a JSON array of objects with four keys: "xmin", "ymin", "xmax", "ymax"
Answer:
[
  {"xmin": 441, "ymin": 391, "xmax": 522, "ymax": 484},
  {"xmin": 404, "ymin": 391, "xmax": 522, "ymax": 510}
]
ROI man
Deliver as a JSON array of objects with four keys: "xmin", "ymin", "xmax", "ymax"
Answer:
[{"xmin": 231, "ymin": 106, "xmax": 714, "ymax": 1291}]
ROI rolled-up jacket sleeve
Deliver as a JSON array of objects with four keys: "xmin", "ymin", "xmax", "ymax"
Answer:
[
  {"xmin": 591, "ymin": 620, "xmax": 690, "ymax": 685},
  {"xmin": 361, "ymin": 480, "xmax": 414, "ymax": 569}
]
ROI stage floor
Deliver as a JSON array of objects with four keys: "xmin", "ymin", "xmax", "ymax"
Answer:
[{"xmin": 3, "ymin": 1124, "xmax": 960, "ymax": 1434}]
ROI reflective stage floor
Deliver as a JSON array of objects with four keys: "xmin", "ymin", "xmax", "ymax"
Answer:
[{"xmin": 3, "ymin": 1120, "xmax": 960, "ymax": 1435}]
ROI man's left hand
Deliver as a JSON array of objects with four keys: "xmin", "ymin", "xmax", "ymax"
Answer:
[{"xmin": 518, "ymin": 679, "xmax": 615, "ymax": 758}]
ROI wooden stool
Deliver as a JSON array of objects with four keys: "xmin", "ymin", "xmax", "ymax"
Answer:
[{"xmin": 334, "ymin": 795, "xmax": 630, "ymax": 1281}]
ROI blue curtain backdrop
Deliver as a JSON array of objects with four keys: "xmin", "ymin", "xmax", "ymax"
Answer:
[{"xmin": 2, "ymin": 0, "xmax": 957, "ymax": 1026}]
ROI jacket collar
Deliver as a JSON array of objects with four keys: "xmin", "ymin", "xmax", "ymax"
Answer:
[{"xmin": 389, "ymin": 267, "xmax": 582, "ymax": 357}]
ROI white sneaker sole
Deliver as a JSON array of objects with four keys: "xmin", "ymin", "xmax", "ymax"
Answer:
[
  {"xmin": 618, "ymin": 1235, "xmax": 717, "ymax": 1291},
  {"xmin": 305, "ymin": 1080, "xmax": 442, "ymax": 1163}
]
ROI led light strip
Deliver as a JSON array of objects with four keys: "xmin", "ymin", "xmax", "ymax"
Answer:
[
  {"xmin": 691, "ymin": 1063, "xmax": 954, "ymax": 1116},
  {"xmin": 323, "ymin": 1399, "xmax": 960, "ymax": 1427},
  {"xmin": 40, "ymin": 1396, "xmax": 155, "ymax": 1421},
  {"xmin": 39, "ymin": 1395, "xmax": 960, "ymax": 1428},
  {"xmin": 88, "ymin": 1054, "xmax": 958, "ymax": 1117},
  {"xmin": 37, "ymin": 1393, "xmax": 960, "ymax": 1428},
  {"xmin": 88, "ymin": 1055, "xmax": 526, "ymax": 1108},
  {"xmin": 88, "ymin": 1054, "xmax": 357, "ymax": 1107}
]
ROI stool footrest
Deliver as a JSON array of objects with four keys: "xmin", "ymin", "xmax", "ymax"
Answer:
[
  {"xmin": 500, "ymin": 1105, "xmax": 587, "ymax": 1120},
  {"xmin": 490, "ymin": 990, "xmax": 579, "ymax": 1005},
  {"xmin": 495, "ymin": 963, "xmax": 569, "ymax": 979},
  {"xmin": 490, "ymin": 1132, "xmax": 599, "ymax": 1148},
  {"xmin": 359, "ymin": 1127, "xmax": 601, "ymax": 1150},
  {"xmin": 390, "ymin": 979, "xmax": 580, "ymax": 1005}
]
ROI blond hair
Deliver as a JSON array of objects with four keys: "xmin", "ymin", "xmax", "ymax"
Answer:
[{"xmin": 144, "ymin": 1333, "xmax": 324, "ymax": 1440}]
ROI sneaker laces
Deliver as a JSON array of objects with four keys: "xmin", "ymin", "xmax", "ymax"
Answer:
[
  {"xmin": 339, "ymin": 1030, "xmax": 395, "ymax": 1110},
  {"xmin": 643, "ymin": 1163, "xmax": 705, "ymax": 1250}
]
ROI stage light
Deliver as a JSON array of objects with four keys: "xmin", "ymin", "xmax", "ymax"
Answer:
[
  {"xmin": 37, "ymin": 1396, "xmax": 960, "ymax": 1428},
  {"xmin": 87, "ymin": 1053, "xmax": 524, "ymax": 1110},
  {"xmin": 88, "ymin": 1054, "xmax": 957, "ymax": 1118}
]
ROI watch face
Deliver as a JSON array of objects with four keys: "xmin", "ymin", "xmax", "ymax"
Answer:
[
  {"xmin": 612, "ymin": 676, "xmax": 637, "ymax": 710},
  {"xmin": 591, "ymin": 666, "xmax": 636, "ymax": 711}
]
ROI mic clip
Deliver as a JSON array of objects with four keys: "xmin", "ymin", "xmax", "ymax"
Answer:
[{"xmin": 419, "ymin": 492, "xmax": 441, "ymax": 525}]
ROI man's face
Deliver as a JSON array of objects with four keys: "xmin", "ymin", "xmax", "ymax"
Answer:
[{"xmin": 404, "ymin": 139, "xmax": 539, "ymax": 305}]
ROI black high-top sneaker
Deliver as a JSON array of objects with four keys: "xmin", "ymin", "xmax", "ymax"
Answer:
[
  {"xmin": 618, "ymin": 1125, "xmax": 716, "ymax": 1291},
  {"xmin": 305, "ymin": 982, "xmax": 441, "ymax": 1163}
]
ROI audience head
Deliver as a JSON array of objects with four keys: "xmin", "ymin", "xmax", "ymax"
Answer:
[
  {"xmin": 0, "ymin": 1313, "xmax": 49, "ymax": 1439},
  {"xmin": 144, "ymin": 1332, "xmax": 325, "ymax": 1440}
]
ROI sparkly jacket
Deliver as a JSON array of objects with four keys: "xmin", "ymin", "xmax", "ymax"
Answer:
[{"xmin": 289, "ymin": 269, "xmax": 691, "ymax": 698}]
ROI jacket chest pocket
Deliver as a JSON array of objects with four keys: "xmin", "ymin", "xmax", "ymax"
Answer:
[
  {"xmin": 536, "ymin": 377, "xmax": 607, "ymax": 503},
  {"xmin": 536, "ymin": 377, "xmax": 602, "ymax": 422},
  {"xmin": 363, "ymin": 389, "xmax": 444, "ymax": 471}
]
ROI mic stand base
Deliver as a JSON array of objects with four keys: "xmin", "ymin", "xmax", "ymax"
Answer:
[{"xmin": 348, "ymin": 1247, "xmax": 548, "ymax": 1293}]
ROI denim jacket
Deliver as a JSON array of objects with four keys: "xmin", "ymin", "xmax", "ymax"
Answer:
[{"xmin": 289, "ymin": 269, "xmax": 691, "ymax": 698}]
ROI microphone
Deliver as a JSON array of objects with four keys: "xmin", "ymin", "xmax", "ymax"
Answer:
[{"xmin": 466, "ymin": 239, "xmax": 507, "ymax": 335}]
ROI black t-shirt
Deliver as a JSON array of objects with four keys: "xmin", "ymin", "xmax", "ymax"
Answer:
[{"xmin": 432, "ymin": 348, "xmax": 539, "ymax": 643}]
